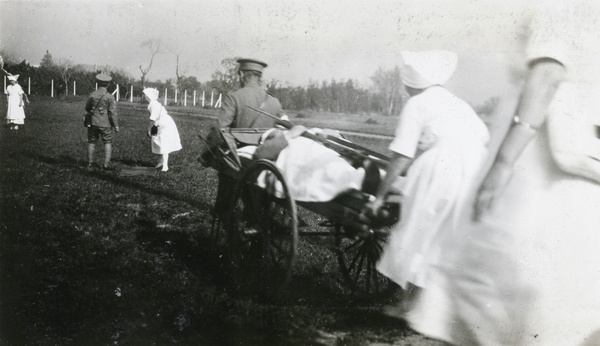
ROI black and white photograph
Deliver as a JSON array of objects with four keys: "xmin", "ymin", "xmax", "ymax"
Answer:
[{"xmin": 2, "ymin": 0, "xmax": 600, "ymax": 345}]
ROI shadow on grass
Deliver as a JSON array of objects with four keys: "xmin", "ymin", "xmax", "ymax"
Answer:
[
  {"xmin": 135, "ymin": 226, "xmax": 232, "ymax": 289},
  {"xmin": 26, "ymin": 152, "xmax": 213, "ymax": 212}
]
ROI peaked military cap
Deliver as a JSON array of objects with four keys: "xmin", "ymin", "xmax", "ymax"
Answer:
[
  {"xmin": 237, "ymin": 58, "xmax": 268, "ymax": 72},
  {"xmin": 95, "ymin": 73, "xmax": 112, "ymax": 82}
]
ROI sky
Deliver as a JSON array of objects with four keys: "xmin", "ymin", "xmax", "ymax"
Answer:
[{"xmin": 0, "ymin": 0, "xmax": 541, "ymax": 105}]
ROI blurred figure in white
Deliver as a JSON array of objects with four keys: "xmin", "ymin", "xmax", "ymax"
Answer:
[
  {"xmin": 407, "ymin": 2, "xmax": 600, "ymax": 345},
  {"xmin": 362, "ymin": 50, "xmax": 489, "ymax": 323}
]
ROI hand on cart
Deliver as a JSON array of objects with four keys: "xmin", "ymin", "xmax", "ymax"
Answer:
[{"xmin": 360, "ymin": 197, "xmax": 386, "ymax": 222}]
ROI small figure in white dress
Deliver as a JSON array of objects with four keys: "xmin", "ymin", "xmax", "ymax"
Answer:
[
  {"xmin": 143, "ymin": 88, "xmax": 182, "ymax": 172},
  {"xmin": 5, "ymin": 74, "xmax": 27, "ymax": 130}
]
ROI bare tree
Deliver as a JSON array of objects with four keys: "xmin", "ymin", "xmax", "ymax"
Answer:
[
  {"xmin": 139, "ymin": 39, "xmax": 162, "ymax": 89},
  {"xmin": 0, "ymin": 50, "xmax": 22, "ymax": 67},
  {"xmin": 170, "ymin": 48, "xmax": 186, "ymax": 96},
  {"xmin": 370, "ymin": 66, "xmax": 403, "ymax": 116},
  {"xmin": 209, "ymin": 57, "xmax": 240, "ymax": 93},
  {"xmin": 57, "ymin": 58, "xmax": 75, "ymax": 96}
]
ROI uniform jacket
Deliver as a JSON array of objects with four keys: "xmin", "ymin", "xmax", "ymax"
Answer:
[
  {"xmin": 218, "ymin": 84, "xmax": 284, "ymax": 129},
  {"xmin": 85, "ymin": 87, "xmax": 118, "ymax": 128}
]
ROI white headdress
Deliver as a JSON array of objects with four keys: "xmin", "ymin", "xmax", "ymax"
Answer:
[
  {"xmin": 7, "ymin": 74, "xmax": 19, "ymax": 82},
  {"xmin": 400, "ymin": 50, "xmax": 458, "ymax": 89},
  {"xmin": 142, "ymin": 88, "xmax": 159, "ymax": 101}
]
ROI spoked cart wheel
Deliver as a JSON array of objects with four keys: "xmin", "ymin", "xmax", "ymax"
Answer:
[
  {"xmin": 334, "ymin": 225, "xmax": 397, "ymax": 298},
  {"xmin": 226, "ymin": 159, "xmax": 298, "ymax": 296}
]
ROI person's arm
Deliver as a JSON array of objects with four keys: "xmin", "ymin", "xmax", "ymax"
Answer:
[
  {"xmin": 147, "ymin": 121, "xmax": 154, "ymax": 138},
  {"xmin": 363, "ymin": 152, "xmax": 412, "ymax": 217},
  {"xmin": 551, "ymin": 144, "xmax": 600, "ymax": 183},
  {"xmin": 254, "ymin": 132, "xmax": 288, "ymax": 160},
  {"xmin": 273, "ymin": 98, "xmax": 288, "ymax": 121},
  {"xmin": 18, "ymin": 85, "xmax": 25, "ymax": 106},
  {"xmin": 254, "ymin": 126, "xmax": 307, "ymax": 160},
  {"xmin": 85, "ymin": 96, "xmax": 93, "ymax": 113},
  {"xmin": 473, "ymin": 58, "xmax": 566, "ymax": 220},
  {"xmin": 108, "ymin": 95, "xmax": 119, "ymax": 131},
  {"xmin": 146, "ymin": 101, "xmax": 160, "ymax": 137},
  {"xmin": 547, "ymin": 106, "xmax": 600, "ymax": 183},
  {"xmin": 218, "ymin": 93, "xmax": 236, "ymax": 129},
  {"xmin": 362, "ymin": 97, "xmax": 421, "ymax": 216}
]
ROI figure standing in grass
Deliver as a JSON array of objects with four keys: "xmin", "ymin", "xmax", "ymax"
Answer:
[
  {"xmin": 5, "ymin": 74, "xmax": 27, "ymax": 130},
  {"xmin": 143, "ymin": 88, "xmax": 182, "ymax": 172},
  {"xmin": 85, "ymin": 73, "xmax": 119, "ymax": 170}
]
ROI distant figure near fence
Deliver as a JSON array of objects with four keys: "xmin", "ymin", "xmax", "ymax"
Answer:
[{"xmin": 5, "ymin": 75, "xmax": 27, "ymax": 130}]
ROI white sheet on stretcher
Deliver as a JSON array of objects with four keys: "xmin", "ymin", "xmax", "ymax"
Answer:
[{"xmin": 240, "ymin": 137, "xmax": 366, "ymax": 202}]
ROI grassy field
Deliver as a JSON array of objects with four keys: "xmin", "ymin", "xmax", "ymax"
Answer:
[{"xmin": 0, "ymin": 97, "xmax": 445, "ymax": 345}]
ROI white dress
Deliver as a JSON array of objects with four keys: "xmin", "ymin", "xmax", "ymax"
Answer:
[
  {"xmin": 5, "ymin": 83, "xmax": 26, "ymax": 124},
  {"xmin": 376, "ymin": 86, "xmax": 489, "ymax": 289},
  {"xmin": 148, "ymin": 99, "xmax": 182, "ymax": 154},
  {"xmin": 405, "ymin": 3, "xmax": 600, "ymax": 345}
]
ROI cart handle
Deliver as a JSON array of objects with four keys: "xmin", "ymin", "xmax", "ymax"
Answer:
[{"xmin": 246, "ymin": 106, "xmax": 389, "ymax": 168}]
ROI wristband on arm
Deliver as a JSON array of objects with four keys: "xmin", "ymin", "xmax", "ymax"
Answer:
[{"xmin": 513, "ymin": 115, "xmax": 538, "ymax": 131}]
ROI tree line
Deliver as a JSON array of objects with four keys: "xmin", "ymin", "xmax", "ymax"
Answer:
[{"xmin": 1, "ymin": 49, "xmax": 410, "ymax": 116}]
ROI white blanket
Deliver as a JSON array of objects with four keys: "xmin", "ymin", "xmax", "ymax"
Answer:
[{"xmin": 255, "ymin": 137, "xmax": 365, "ymax": 202}]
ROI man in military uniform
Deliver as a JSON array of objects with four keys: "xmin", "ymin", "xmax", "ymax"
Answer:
[
  {"xmin": 212, "ymin": 58, "xmax": 286, "ymax": 223},
  {"xmin": 85, "ymin": 73, "xmax": 119, "ymax": 170},
  {"xmin": 218, "ymin": 58, "xmax": 285, "ymax": 129}
]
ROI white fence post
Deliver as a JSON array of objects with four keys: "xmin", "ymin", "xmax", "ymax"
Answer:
[
  {"xmin": 215, "ymin": 93, "xmax": 222, "ymax": 108},
  {"xmin": 112, "ymin": 85, "xmax": 119, "ymax": 101},
  {"xmin": 3, "ymin": 76, "xmax": 6, "ymax": 94},
  {"xmin": 130, "ymin": 85, "xmax": 133, "ymax": 102},
  {"xmin": 51, "ymin": 79, "xmax": 54, "ymax": 97},
  {"xmin": 28, "ymin": 77, "xmax": 31, "ymax": 94},
  {"xmin": 193, "ymin": 90, "xmax": 196, "ymax": 106},
  {"xmin": 201, "ymin": 91, "xmax": 205, "ymax": 107},
  {"xmin": 210, "ymin": 90, "xmax": 214, "ymax": 107},
  {"xmin": 164, "ymin": 88, "xmax": 168, "ymax": 105},
  {"xmin": 174, "ymin": 89, "xmax": 178, "ymax": 105},
  {"xmin": 184, "ymin": 90, "xmax": 187, "ymax": 106},
  {"xmin": 73, "ymin": 81, "xmax": 76, "ymax": 96}
]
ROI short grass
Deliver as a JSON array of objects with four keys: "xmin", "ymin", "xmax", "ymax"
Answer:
[{"xmin": 0, "ymin": 97, "xmax": 444, "ymax": 345}]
